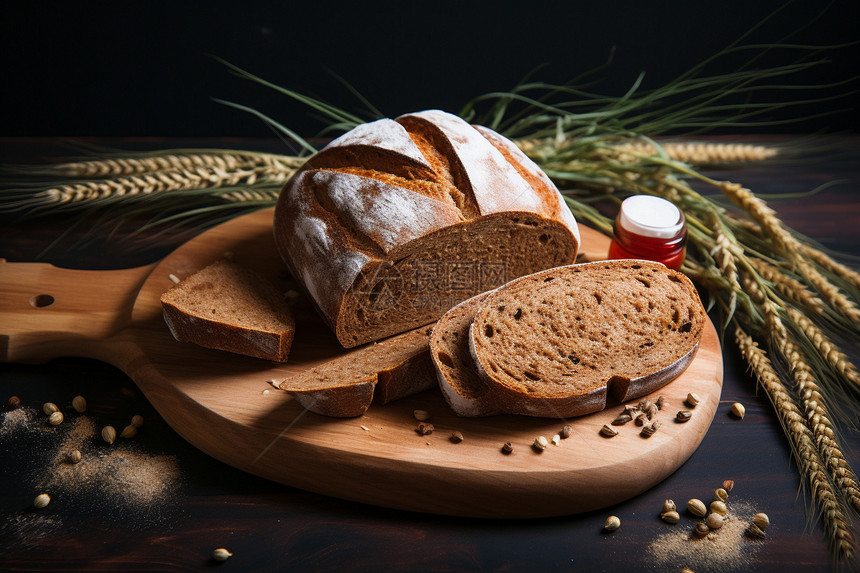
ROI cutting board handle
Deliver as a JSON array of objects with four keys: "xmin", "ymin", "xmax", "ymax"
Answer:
[{"xmin": 0, "ymin": 259, "xmax": 157, "ymax": 364}]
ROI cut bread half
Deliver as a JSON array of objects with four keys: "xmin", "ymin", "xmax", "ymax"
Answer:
[
  {"xmin": 161, "ymin": 259, "xmax": 296, "ymax": 362},
  {"xmin": 430, "ymin": 292, "xmax": 501, "ymax": 417},
  {"xmin": 278, "ymin": 326, "xmax": 434, "ymax": 417},
  {"xmin": 462, "ymin": 260, "xmax": 706, "ymax": 418}
]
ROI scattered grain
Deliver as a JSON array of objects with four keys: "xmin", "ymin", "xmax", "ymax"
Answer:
[
  {"xmin": 710, "ymin": 501, "xmax": 728, "ymax": 516},
  {"xmin": 604, "ymin": 515, "xmax": 621, "ymax": 531},
  {"xmin": 501, "ymin": 442, "xmax": 514, "ymax": 455},
  {"xmin": 687, "ymin": 499, "xmax": 707, "ymax": 517},
  {"xmin": 676, "ymin": 410, "xmax": 692, "ymax": 423},
  {"xmin": 560, "ymin": 424, "xmax": 573, "ymax": 438},
  {"xmin": 43, "ymin": 403, "xmax": 59, "ymax": 416},
  {"xmin": 130, "ymin": 415, "xmax": 144, "ymax": 428},
  {"xmin": 213, "ymin": 548, "xmax": 232, "ymax": 561},
  {"xmin": 71, "ymin": 396, "xmax": 87, "ymax": 413},
  {"xmin": 730, "ymin": 402, "xmax": 745, "ymax": 419},
  {"xmin": 413, "ymin": 409, "xmax": 431, "ymax": 422},
  {"xmin": 48, "ymin": 411, "xmax": 64, "ymax": 426},
  {"xmin": 533, "ymin": 436, "xmax": 549, "ymax": 452},
  {"xmin": 600, "ymin": 424, "xmax": 619, "ymax": 437},
  {"xmin": 101, "ymin": 425, "xmax": 116, "ymax": 444},
  {"xmin": 706, "ymin": 513, "xmax": 724, "ymax": 530},
  {"xmin": 752, "ymin": 513, "xmax": 769, "ymax": 530},
  {"xmin": 120, "ymin": 425, "xmax": 137, "ymax": 439},
  {"xmin": 7, "ymin": 396, "xmax": 22, "ymax": 410},
  {"xmin": 685, "ymin": 393, "xmax": 701, "ymax": 407},
  {"xmin": 450, "ymin": 431, "xmax": 464, "ymax": 444},
  {"xmin": 662, "ymin": 511, "xmax": 681, "ymax": 524},
  {"xmin": 33, "ymin": 494, "xmax": 51, "ymax": 509}
]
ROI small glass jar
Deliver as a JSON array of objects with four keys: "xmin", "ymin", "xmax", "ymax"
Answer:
[{"xmin": 607, "ymin": 195, "xmax": 687, "ymax": 270}]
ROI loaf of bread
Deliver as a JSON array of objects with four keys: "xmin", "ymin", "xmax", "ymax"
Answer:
[
  {"xmin": 273, "ymin": 109, "xmax": 580, "ymax": 348},
  {"xmin": 161, "ymin": 260, "xmax": 295, "ymax": 362},
  {"xmin": 432, "ymin": 260, "xmax": 706, "ymax": 418},
  {"xmin": 277, "ymin": 326, "xmax": 434, "ymax": 417}
]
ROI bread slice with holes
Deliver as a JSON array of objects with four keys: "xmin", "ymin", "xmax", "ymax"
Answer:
[
  {"xmin": 430, "ymin": 292, "xmax": 502, "ymax": 417},
  {"xmin": 461, "ymin": 260, "xmax": 706, "ymax": 418},
  {"xmin": 161, "ymin": 259, "xmax": 296, "ymax": 362},
  {"xmin": 278, "ymin": 326, "xmax": 435, "ymax": 417},
  {"xmin": 274, "ymin": 109, "xmax": 580, "ymax": 349}
]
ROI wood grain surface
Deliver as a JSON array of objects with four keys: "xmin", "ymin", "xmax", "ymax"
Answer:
[
  {"xmin": 1, "ymin": 137, "xmax": 858, "ymax": 572},
  {"xmin": 1, "ymin": 208, "xmax": 722, "ymax": 517}
]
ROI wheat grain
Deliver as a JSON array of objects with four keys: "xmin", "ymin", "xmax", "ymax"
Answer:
[
  {"xmin": 749, "ymin": 258, "xmax": 825, "ymax": 312},
  {"xmin": 786, "ymin": 308, "xmax": 860, "ymax": 388},
  {"xmin": 735, "ymin": 325, "xmax": 855, "ymax": 560}
]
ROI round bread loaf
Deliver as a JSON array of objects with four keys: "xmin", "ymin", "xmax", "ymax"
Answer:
[{"xmin": 274, "ymin": 109, "xmax": 580, "ymax": 348}]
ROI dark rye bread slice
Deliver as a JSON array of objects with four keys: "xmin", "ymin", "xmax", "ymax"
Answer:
[
  {"xmin": 468, "ymin": 260, "xmax": 706, "ymax": 418},
  {"xmin": 277, "ymin": 326, "xmax": 434, "ymax": 417},
  {"xmin": 274, "ymin": 109, "xmax": 580, "ymax": 349},
  {"xmin": 430, "ymin": 292, "xmax": 502, "ymax": 417},
  {"xmin": 161, "ymin": 260, "xmax": 296, "ymax": 362}
]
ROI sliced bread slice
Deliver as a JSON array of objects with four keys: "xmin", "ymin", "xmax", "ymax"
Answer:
[
  {"xmin": 161, "ymin": 259, "xmax": 295, "ymax": 362},
  {"xmin": 468, "ymin": 260, "xmax": 706, "ymax": 418},
  {"xmin": 430, "ymin": 292, "xmax": 502, "ymax": 417},
  {"xmin": 278, "ymin": 326, "xmax": 434, "ymax": 417}
]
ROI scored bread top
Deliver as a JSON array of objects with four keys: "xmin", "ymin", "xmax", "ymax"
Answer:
[
  {"xmin": 274, "ymin": 109, "xmax": 580, "ymax": 348},
  {"xmin": 468, "ymin": 260, "xmax": 706, "ymax": 417}
]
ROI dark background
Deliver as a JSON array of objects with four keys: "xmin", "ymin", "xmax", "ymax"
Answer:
[{"xmin": 1, "ymin": 0, "xmax": 858, "ymax": 139}]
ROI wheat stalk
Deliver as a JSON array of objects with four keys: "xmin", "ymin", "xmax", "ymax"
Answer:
[{"xmin": 735, "ymin": 325, "xmax": 855, "ymax": 561}]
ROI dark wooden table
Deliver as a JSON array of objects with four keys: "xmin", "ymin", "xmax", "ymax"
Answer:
[{"xmin": 1, "ymin": 137, "xmax": 858, "ymax": 572}]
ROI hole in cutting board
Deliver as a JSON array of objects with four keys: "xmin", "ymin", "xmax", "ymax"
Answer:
[{"xmin": 30, "ymin": 294, "xmax": 55, "ymax": 308}]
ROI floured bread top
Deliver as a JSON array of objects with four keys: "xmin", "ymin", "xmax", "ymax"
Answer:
[
  {"xmin": 274, "ymin": 109, "xmax": 581, "ymax": 347},
  {"xmin": 469, "ymin": 260, "xmax": 706, "ymax": 400}
]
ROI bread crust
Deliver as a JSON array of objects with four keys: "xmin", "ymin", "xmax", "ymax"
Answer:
[{"xmin": 274, "ymin": 110, "xmax": 579, "ymax": 348}]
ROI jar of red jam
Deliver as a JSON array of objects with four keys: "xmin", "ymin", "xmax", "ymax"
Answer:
[{"xmin": 607, "ymin": 195, "xmax": 687, "ymax": 270}]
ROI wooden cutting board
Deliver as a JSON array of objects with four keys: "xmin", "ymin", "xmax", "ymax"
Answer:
[{"xmin": 0, "ymin": 208, "xmax": 722, "ymax": 518}]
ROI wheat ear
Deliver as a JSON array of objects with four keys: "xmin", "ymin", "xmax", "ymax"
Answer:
[
  {"xmin": 609, "ymin": 141, "xmax": 778, "ymax": 165},
  {"xmin": 786, "ymin": 307, "xmax": 860, "ymax": 389},
  {"xmin": 719, "ymin": 182, "xmax": 860, "ymax": 326},
  {"xmin": 50, "ymin": 151, "xmax": 304, "ymax": 178},
  {"xmin": 764, "ymin": 306, "xmax": 860, "ymax": 516},
  {"xmin": 735, "ymin": 325, "xmax": 855, "ymax": 560},
  {"xmin": 39, "ymin": 165, "xmax": 294, "ymax": 205},
  {"xmin": 749, "ymin": 258, "xmax": 825, "ymax": 313}
]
